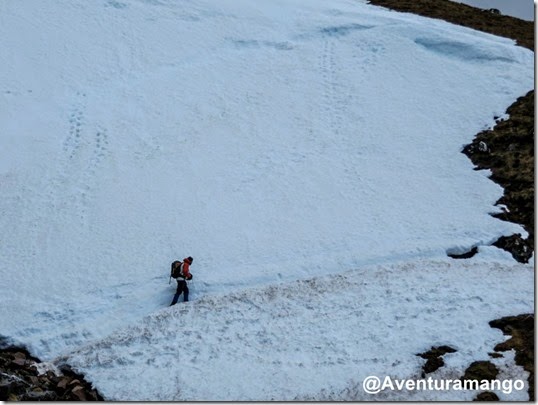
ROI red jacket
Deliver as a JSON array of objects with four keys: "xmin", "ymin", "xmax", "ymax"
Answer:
[{"xmin": 181, "ymin": 258, "xmax": 191, "ymax": 279}]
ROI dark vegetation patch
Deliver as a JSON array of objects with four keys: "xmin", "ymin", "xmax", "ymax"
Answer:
[
  {"xmin": 464, "ymin": 91, "xmax": 534, "ymax": 263},
  {"xmin": 416, "ymin": 345, "xmax": 457, "ymax": 377},
  {"xmin": 490, "ymin": 314, "xmax": 534, "ymax": 401},
  {"xmin": 461, "ymin": 360, "xmax": 499, "ymax": 382},
  {"xmin": 461, "ymin": 361, "xmax": 500, "ymax": 401}
]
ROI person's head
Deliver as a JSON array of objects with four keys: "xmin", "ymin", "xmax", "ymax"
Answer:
[{"xmin": 187, "ymin": 256, "xmax": 193, "ymax": 265}]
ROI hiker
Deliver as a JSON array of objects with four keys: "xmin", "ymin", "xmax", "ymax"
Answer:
[{"xmin": 170, "ymin": 257, "xmax": 194, "ymax": 306}]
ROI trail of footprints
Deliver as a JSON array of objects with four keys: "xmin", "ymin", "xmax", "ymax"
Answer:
[
  {"xmin": 319, "ymin": 36, "xmax": 351, "ymax": 142},
  {"xmin": 57, "ymin": 94, "xmax": 110, "ymax": 226},
  {"xmin": 64, "ymin": 107, "xmax": 84, "ymax": 158}
]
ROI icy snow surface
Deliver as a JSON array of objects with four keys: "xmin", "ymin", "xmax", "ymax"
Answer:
[{"xmin": 0, "ymin": 0, "xmax": 534, "ymax": 400}]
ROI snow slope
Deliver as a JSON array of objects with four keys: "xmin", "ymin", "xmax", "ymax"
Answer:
[
  {"xmin": 63, "ymin": 258, "xmax": 533, "ymax": 401},
  {"xmin": 0, "ymin": 0, "xmax": 534, "ymax": 400}
]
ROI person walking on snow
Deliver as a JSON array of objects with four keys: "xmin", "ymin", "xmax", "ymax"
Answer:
[{"xmin": 170, "ymin": 256, "xmax": 193, "ymax": 306}]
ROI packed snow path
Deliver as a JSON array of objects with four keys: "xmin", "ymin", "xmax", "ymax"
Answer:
[{"xmin": 0, "ymin": 0, "xmax": 534, "ymax": 397}]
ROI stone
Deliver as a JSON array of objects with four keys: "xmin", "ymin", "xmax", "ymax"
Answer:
[
  {"xmin": 23, "ymin": 388, "xmax": 58, "ymax": 401},
  {"xmin": 68, "ymin": 378, "xmax": 82, "ymax": 387},
  {"xmin": 71, "ymin": 385, "xmax": 88, "ymax": 401},
  {"xmin": 11, "ymin": 352, "xmax": 26, "ymax": 361},
  {"xmin": 0, "ymin": 381, "xmax": 13, "ymax": 398},
  {"xmin": 10, "ymin": 358, "xmax": 26, "ymax": 368},
  {"xmin": 88, "ymin": 389, "xmax": 100, "ymax": 401},
  {"xmin": 57, "ymin": 376, "xmax": 71, "ymax": 390},
  {"xmin": 0, "ymin": 346, "xmax": 104, "ymax": 401},
  {"xmin": 478, "ymin": 141, "xmax": 488, "ymax": 152}
]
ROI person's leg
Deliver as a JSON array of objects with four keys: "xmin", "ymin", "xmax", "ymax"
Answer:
[
  {"xmin": 170, "ymin": 282, "xmax": 182, "ymax": 306},
  {"xmin": 170, "ymin": 292, "xmax": 180, "ymax": 306},
  {"xmin": 183, "ymin": 283, "xmax": 189, "ymax": 302}
]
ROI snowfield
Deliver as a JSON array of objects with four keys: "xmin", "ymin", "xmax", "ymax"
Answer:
[
  {"xmin": 0, "ymin": 0, "xmax": 534, "ymax": 400},
  {"xmin": 63, "ymin": 258, "xmax": 533, "ymax": 401}
]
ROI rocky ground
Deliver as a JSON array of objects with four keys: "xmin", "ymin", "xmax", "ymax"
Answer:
[
  {"xmin": 369, "ymin": 0, "xmax": 534, "ymax": 401},
  {"xmin": 0, "ymin": 340, "xmax": 103, "ymax": 401}
]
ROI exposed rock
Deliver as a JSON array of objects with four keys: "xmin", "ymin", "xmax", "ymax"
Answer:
[
  {"xmin": 57, "ymin": 376, "xmax": 71, "ymax": 391},
  {"xmin": 72, "ymin": 385, "xmax": 88, "ymax": 401},
  {"xmin": 478, "ymin": 141, "xmax": 489, "ymax": 153},
  {"xmin": 0, "ymin": 345, "xmax": 104, "ymax": 401},
  {"xmin": 10, "ymin": 358, "xmax": 28, "ymax": 369},
  {"xmin": 69, "ymin": 378, "xmax": 82, "ymax": 387},
  {"xmin": 21, "ymin": 387, "xmax": 58, "ymax": 401},
  {"xmin": 11, "ymin": 352, "xmax": 26, "ymax": 361}
]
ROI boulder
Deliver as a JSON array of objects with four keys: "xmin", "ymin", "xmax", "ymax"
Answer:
[
  {"xmin": 10, "ymin": 358, "xmax": 27, "ymax": 368},
  {"xmin": 71, "ymin": 385, "xmax": 88, "ymax": 401},
  {"xmin": 56, "ymin": 376, "xmax": 71, "ymax": 391}
]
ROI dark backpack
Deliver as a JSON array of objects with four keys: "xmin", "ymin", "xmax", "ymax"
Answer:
[{"xmin": 171, "ymin": 260, "xmax": 183, "ymax": 279}]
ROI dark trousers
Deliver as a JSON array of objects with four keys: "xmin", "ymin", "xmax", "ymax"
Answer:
[{"xmin": 170, "ymin": 279, "xmax": 189, "ymax": 305}]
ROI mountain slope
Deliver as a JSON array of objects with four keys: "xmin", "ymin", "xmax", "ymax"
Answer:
[{"xmin": 0, "ymin": 0, "xmax": 534, "ymax": 400}]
